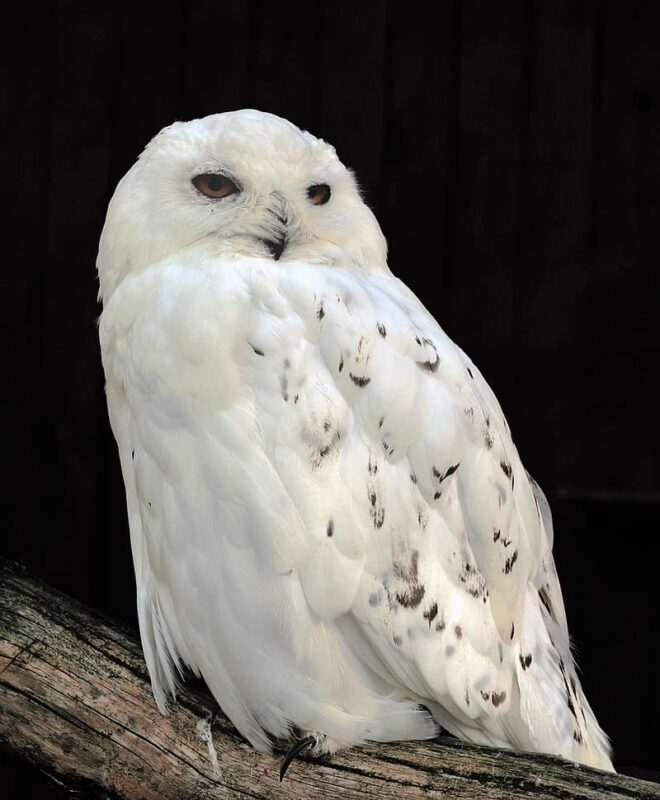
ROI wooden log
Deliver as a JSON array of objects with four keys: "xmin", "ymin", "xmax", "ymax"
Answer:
[{"xmin": 0, "ymin": 560, "xmax": 657, "ymax": 799}]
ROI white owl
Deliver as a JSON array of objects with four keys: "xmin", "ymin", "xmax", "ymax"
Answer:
[{"xmin": 97, "ymin": 109, "xmax": 613, "ymax": 776}]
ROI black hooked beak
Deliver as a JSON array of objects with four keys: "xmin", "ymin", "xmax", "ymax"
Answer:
[
  {"xmin": 263, "ymin": 193, "xmax": 288, "ymax": 261},
  {"xmin": 265, "ymin": 230, "xmax": 287, "ymax": 261}
]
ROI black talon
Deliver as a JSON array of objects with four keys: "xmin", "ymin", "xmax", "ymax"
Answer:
[{"xmin": 279, "ymin": 734, "xmax": 316, "ymax": 781}]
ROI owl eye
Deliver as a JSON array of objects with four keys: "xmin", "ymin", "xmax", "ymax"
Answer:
[
  {"xmin": 192, "ymin": 173, "xmax": 240, "ymax": 199},
  {"xmin": 306, "ymin": 183, "xmax": 331, "ymax": 206}
]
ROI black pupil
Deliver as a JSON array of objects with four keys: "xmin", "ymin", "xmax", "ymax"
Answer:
[
  {"xmin": 207, "ymin": 175, "xmax": 224, "ymax": 192},
  {"xmin": 307, "ymin": 183, "xmax": 331, "ymax": 204}
]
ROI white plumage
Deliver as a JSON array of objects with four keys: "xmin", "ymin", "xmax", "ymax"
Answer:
[{"xmin": 97, "ymin": 110, "xmax": 613, "ymax": 770}]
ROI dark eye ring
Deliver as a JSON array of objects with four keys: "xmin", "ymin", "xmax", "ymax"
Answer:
[
  {"xmin": 307, "ymin": 183, "xmax": 331, "ymax": 205},
  {"xmin": 192, "ymin": 173, "xmax": 240, "ymax": 199}
]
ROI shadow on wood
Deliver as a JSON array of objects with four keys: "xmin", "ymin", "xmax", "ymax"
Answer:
[{"xmin": 0, "ymin": 561, "xmax": 657, "ymax": 799}]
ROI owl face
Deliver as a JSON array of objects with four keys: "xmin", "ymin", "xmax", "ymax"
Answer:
[{"xmin": 97, "ymin": 110, "xmax": 387, "ymax": 299}]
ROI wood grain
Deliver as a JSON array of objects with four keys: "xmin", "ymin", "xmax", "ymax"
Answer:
[{"xmin": 1, "ymin": 561, "xmax": 657, "ymax": 800}]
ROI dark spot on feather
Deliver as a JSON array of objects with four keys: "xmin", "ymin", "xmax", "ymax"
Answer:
[
  {"xmin": 280, "ymin": 374, "xmax": 289, "ymax": 402},
  {"xmin": 500, "ymin": 460, "xmax": 513, "ymax": 479},
  {"xmin": 368, "ymin": 458, "xmax": 378, "ymax": 475},
  {"xmin": 317, "ymin": 301, "xmax": 325, "ymax": 320},
  {"xmin": 480, "ymin": 691, "xmax": 490, "ymax": 701},
  {"xmin": 350, "ymin": 373, "xmax": 371, "ymax": 387},
  {"xmin": 326, "ymin": 519, "xmax": 334, "ymax": 537},
  {"xmin": 510, "ymin": 622, "xmax": 515, "ymax": 640},
  {"xmin": 538, "ymin": 587, "xmax": 557, "ymax": 622},
  {"xmin": 573, "ymin": 730, "xmax": 583, "ymax": 744},
  {"xmin": 410, "ymin": 471, "xmax": 417, "ymax": 484},
  {"xmin": 378, "ymin": 417, "xmax": 384, "ymax": 429},
  {"xmin": 283, "ymin": 358, "xmax": 290, "ymax": 369},
  {"xmin": 249, "ymin": 342, "xmax": 264, "ymax": 356},
  {"xmin": 131, "ymin": 450, "xmax": 135, "ymax": 460},
  {"xmin": 416, "ymin": 355, "xmax": 439, "ymax": 373},
  {"xmin": 484, "ymin": 430, "xmax": 494, "ymax": 449},
  {"xmin": 504, "ymin": 550, "xmax": 518, "ymax": 574},
  {"xmin": 415, "ymin": 335, "xmax": 422, "ymax": 346},
  {"xmin": 491, "ymin": 690, "xmax": 507, "ymax": 708},
  {"xmin": 294, "ymin": 394, "xmax": 299, "ymax": 404},
  {"xmin": 323, "ymin": 419, "xmax": 332, "ymax": 432},
  {"xmin": 338, "ymin": 355, "xmax": 344, "ymax": 372},
  {"xmin": 436, "ymin": 619, "xmax": 446, "ymax": 632},
  {"xmin": 467, "ymin": 367, "xmax": 474, "ymax": 379},
  {"xmin": 433, "ymin": 490, "xmax": 442, "ymax": 500},
  {"xmin": 369, "ymin": 492, "xmax": 377, "ymax": 507},
  {"xmin": 465, "ymin": 688, "xmax": 471, "ymax": 706},
  {"xmin": 318, "ymin": 444, "xmax": 332, "ymax": 459},
  {"xmin": 393, "ymin": 551, "xmax": 425, "ymax": 608},
  {"xmin": 519, "ymin": 653, "xmax": 532, "ymax": 670},
  {"xmin": 368, "ymin": 593, "xmax": 379, "ymax": 607},
  {"xmin": 454, "ymin": 624, "xmax": 463, "ymax": 640},
  {"xmin": 393, "ymin": 635, "xmax": 403, "ymax": 646},
  {"xmin": 147, "ymin": 501, "xmax": 152, "ymax": 508},
  {"xmin": 493, "ymin": 529, "xmax": 501, "ymax": 542},
  {"xmin": 433, "ymin": 463, "xmax": 460, "ymax": 484},
  {"xmin": 423, "ymin": 602, "xmax": 438, "ymax": 627},
  {"xmin": 377, "ymin": 322, "xmax": 387, "ymax": 337},
  {"xmin": 396, "ymin": 584, "xmax": 425, "ymax": 608},
  {"xmin": 445, "ymin": 645, "xmax": 455, "ymax": 657}
]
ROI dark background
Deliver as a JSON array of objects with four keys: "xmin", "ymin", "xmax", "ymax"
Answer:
[{"xmin": 2, "ymin": 0, "xmax": 659, "ymax": 795}]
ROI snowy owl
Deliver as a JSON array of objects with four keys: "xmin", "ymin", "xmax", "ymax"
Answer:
[{"xmin": 97, "ymin": 109, "xmax": 613, "ymax": 776}]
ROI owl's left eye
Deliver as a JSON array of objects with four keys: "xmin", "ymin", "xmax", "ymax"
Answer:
[
  {"xmin": 307, "ymin": 183, "xmax": 331, "ymax": 205},
  {"xmin": 192, "ymin": 173, "xmax": 240, "ymax": 199}
]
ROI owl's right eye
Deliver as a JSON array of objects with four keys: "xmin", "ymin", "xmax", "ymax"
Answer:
[{"xmin": 192, "ymin": 173, "xmax": 240, "ymax": 199}]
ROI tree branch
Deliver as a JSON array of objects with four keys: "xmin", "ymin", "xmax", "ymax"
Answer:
[{"xmin": 0, "ymin": 561, "xmax": 657, "ymax": 799}]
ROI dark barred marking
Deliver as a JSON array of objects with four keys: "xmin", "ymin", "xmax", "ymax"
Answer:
[
  {"xmin": 326, "ymin": 519, "xmax": 334, "ymax": 537},
  {"xmin": 377, "ymin": 322, "xmax": 387, "ymax": 337},
  {"xmin": 416, "ymin": 354, "xmax": 439, "ymax": 373},
  {"xmin": 519, "ymin": 653, "xmax": 532, "ymax": 670},
  {"xmin": 467, "ymin": 367, "xmax": 474, "ymax": 379},
  {"xmin": 249, "ymin": 342, "xmax": 265, "ymax": 356},
  {"xmin": 338, "ymin": 354, "xmax": 344, "ymax": 372},
  {"xmin": 538, "ymin": 586, "xmax": 558, "ymax": 622},
  {"xmin": 317, "ymin": 301, "xmax": 325, "ymax": 320},
  {"xmin": 491, "ymin": 690, "xmax": 507, "ymax": 708},
  {"xmin": 350, "ymin": 373, "xmax": 371, "ymax": 387},
  {"xmin": 500, "ymin": 460, "xmax": 513, "ymax": 479},
  {"xmin": 433, "ymin": 463, "xmax": 460, "ymax": 481},
  {"xmin": 510, "ymin": 622, "xmax": 515, "ymax": 640},
  {"xmin": 454, "ymin": 624, "xmax": 463, "ymax": 640},
  {"xmin": 423, "ymin": 602, "xmax": 438, "ymax": 627},
  {"xmin": 504, "ymin": 550, "xmax": 519, "ymax": 574},
  {"xmin": 493, "ymin": 529, "xmax": 501, "ymax": 542}
]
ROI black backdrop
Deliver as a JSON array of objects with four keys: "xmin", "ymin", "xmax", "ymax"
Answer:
[{"xmin": 2, "ymin": 1, "xmax": 659, "ymax": 794}]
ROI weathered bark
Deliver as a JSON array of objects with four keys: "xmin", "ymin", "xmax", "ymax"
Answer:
[{"xmin": 0, "ymin": 561, "xmax": 657, "ymax": 799}]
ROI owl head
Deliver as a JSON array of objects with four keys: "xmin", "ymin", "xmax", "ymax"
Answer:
[{"xmin": 97, "ymin": 110, "xmax": 388, "ymax": 299}]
